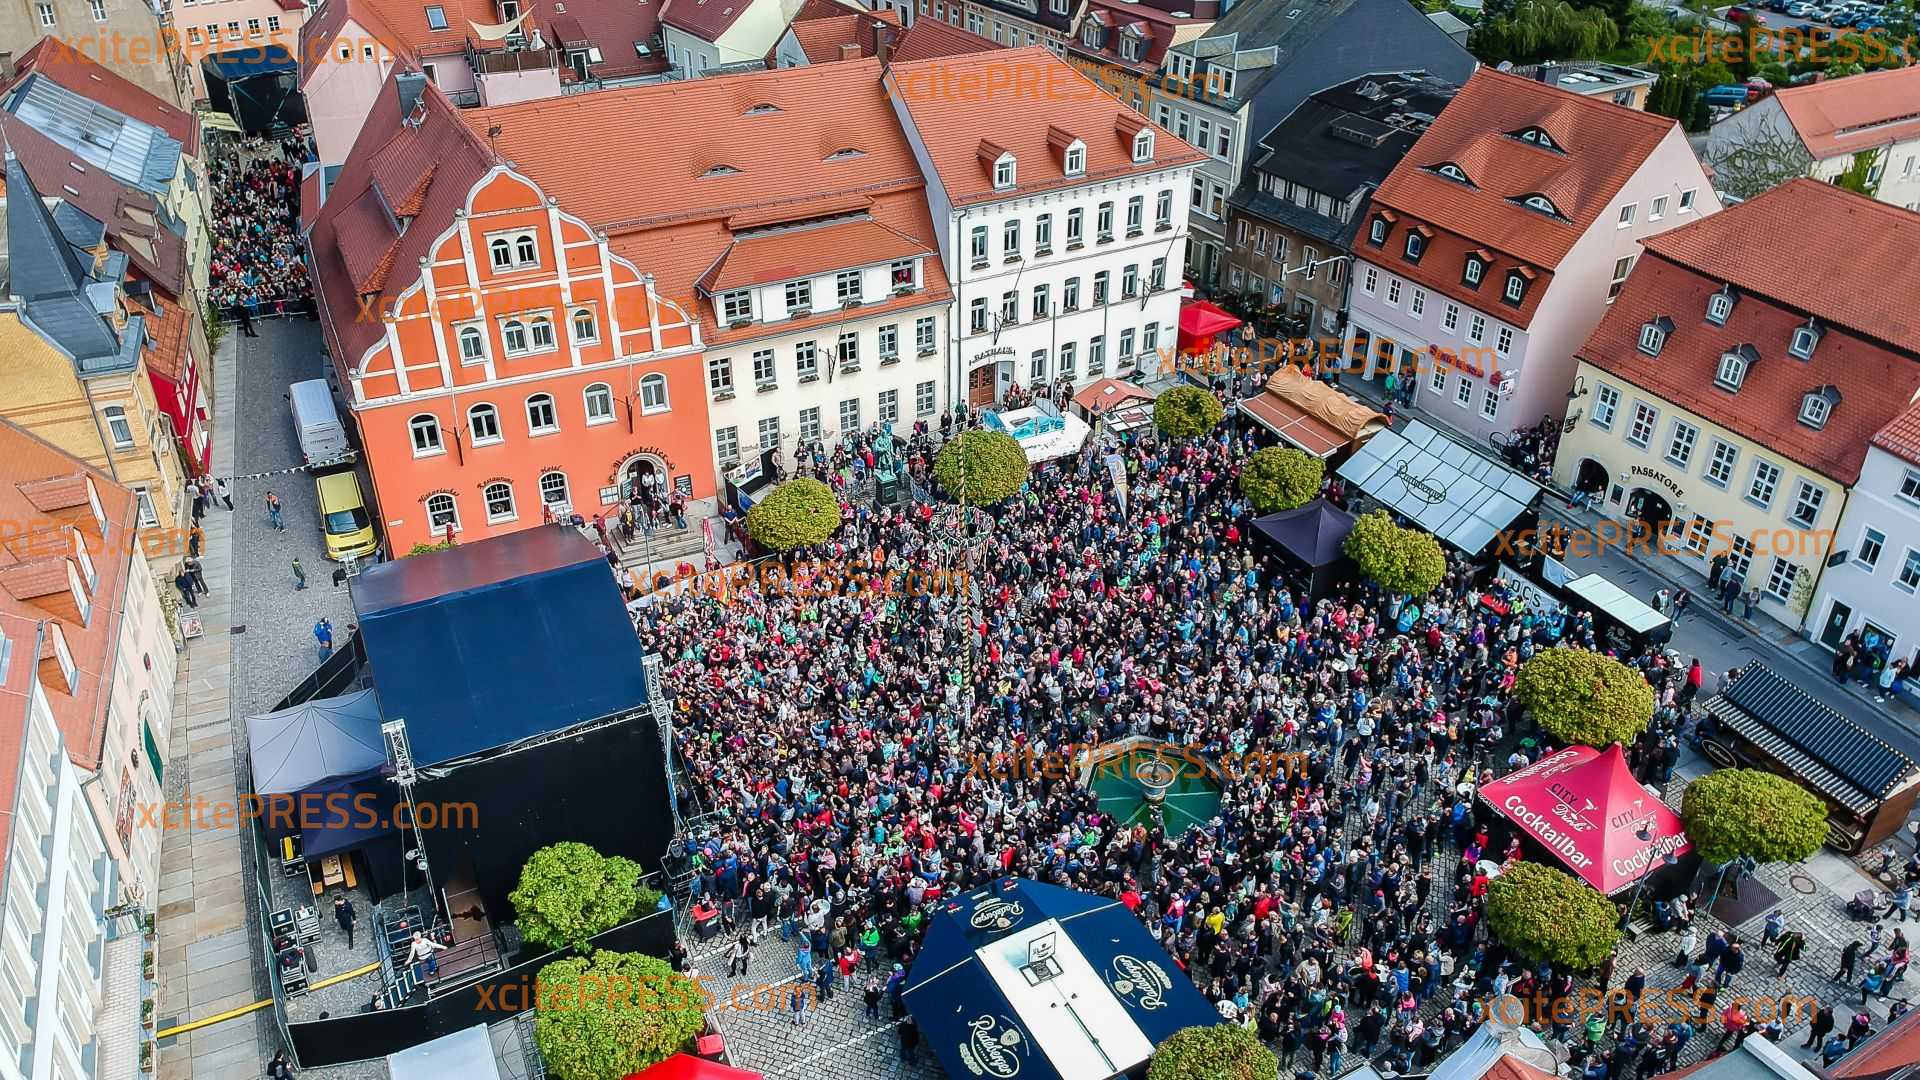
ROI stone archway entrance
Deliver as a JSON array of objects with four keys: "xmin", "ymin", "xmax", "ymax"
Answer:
[
  {"xmin": 620, "ymin": 453, "xmax": 669, "ymax": 503},
  {"xmin": 1625, "ymin": 487, "xmax": 1672, "ymax": 546},
  {"xmin": 1575, "ymin": 458, "xmax": 1609, "ymax": 497}
]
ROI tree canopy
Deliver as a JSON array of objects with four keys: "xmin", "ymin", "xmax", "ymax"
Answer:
[
  {"xmin": 1152, "ymin": 386, "xmax": 1226, "ymax": 439},
  {"xmin": 1485, "ymin": 860, "xmax": 1621, "ymax": 971},
  {"xmin": 1470, "ymin": 0, "xmax": 1621, "ymax": 65},
  {"xmin": 1514, "ymin": 647, "xmax": 1656, "ymax": 747},
  {"xmin": 1681, "ymin": 768, "xmax": 1828, "ymax": 865},
  {"xmin": 1238, "ymin": 447, "xmax": 1325, "ymax": 513},
  {"xmin": 510, "ymin": 842, "xmax": 649, "ymax": 953},
  {"xmin": 933, "ymin": 429, "xmax": 1031, "ymax": 505},
  {"xmin": 1343, "ymin": 510, "xmax": 1447, "ymax": 598},
  {"xmin": 534, "ymin": 950, "xmax": 706, "ymax": 1080},
  {"xmin": 1146, "ymin": 1023, "xmax": 1279, "ymax": 1080},
  {"xmin": 744, "ymin": 477, "xmax": 843, "ymax": 551}
]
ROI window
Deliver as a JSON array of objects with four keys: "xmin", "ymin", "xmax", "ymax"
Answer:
[
  {"xmin": 879, "ymin": 389, "xmax": 900, "ymax": 425},
  {"xmin": 188, "ymin": 27, "xmax": 202, "ymax": 45},
  {"xmin": 487, "ymin": 230, "xmax": 538, "ymax": 270},
  {"xmin": 1133, "ymin": 130, "xmax": 1154, "ymax": 162},
  {"xmin": 1503, "ymin": 273, "xmax": 1526, "ymax": 304},
  {"xmin": 427, "ymin": 494, "xmax": 459, "ymax": 534},
  {"xmin": 1666, "ymin": 421, "xmax": 1698, "ymax": 467},
  {"xmin": 1150, "ymin": 258, "xmax": 1166, "ymax": 292},
  {"xmin": 1467, "ymin": 314, "xmax": 1486, "ymax": 344},
  {"xmin": 1093, "ymin": 272, "xmax": 1109, "ymax": 306},
  {"xmin": 1463, "ymin": 257, "xmax": 1484, "ymax": 287},
  {"xmin": 840, "ymin": 397, "xmax": 861, "ymax": 433},
  {"xmin": 425, "ymin": 4, "xmax": 449, "ymax": 28},
  {"xmin": 1002, "ymin": 219, "xmax": 1020, "ymax": 258},
  {"xmin": 993, "ymin": 157, "xmax": 1016, "ymax": 189},
  {"xmin": 753, "ymin": 349, "xmax": 777, "ymax": 388},
  {"xmin": 458, "ymin": 325, "xmax": 487, "ymax": 362},
  {"xmin": 1790, "ymin": 326, "xmax": 1820, "ymax": 360},
  {"xmin": 1059, "ymin": 342, "xmax": 1077, "ymax": 378},
  {"xmin": 1650, "ymin": 196, "xmax": 1667, "ymax": 221},
  {"xmin": 1618, "ymin": 203, "xmax": 1636, "ymax": 228},
  {"xmin": 836, "ymin": 270, "xmax": 863, "ymax": 304},
  {"xmin": 469, "ymin": 404, "xmax": 502, "ymax": 444},
  {"xmin": 1035, "ymin": 215, "xmax": 1053, "ymax": 252},
  {"xmin": 1404, "ymin": 232, "xmax": 1425, "ymax": 261},
  {"xmin": 1714, "ymin": 351, "xmax": 1748, "ymax": 391},
  {"xmin": 484, "ymin": 483, "xmax": 516, "ymax": 523},
  {"xmin": 1707, "ymin": 293, "xmax": 1733, "ymax": 325},
  {"xmin": 526, "ymin": 394, "xmax": 558, "ymax": 434},
  {"xmin": 1118, "ymin": 328, "xmax": 1135, "ymax": 360},
  {"xmin": 1156, "ymin": 190, "xmax": 1173, "ymax": 228},
  {"xmin": 908, "ymin": 381, "xmax": 933, "ymax": 418},
  {"xmin": 799, "ymin": 407, "xmax": 822, "ymax": 443},
  {"xmin": 1609, "ymin": 256, "xmax": 1634, "ymax": 302},
  {"xmin": 1142, "ymin": 324, "xmax": 1159, "ymax": 356},
  {"xmin": 1788, "ymin": 480, "xmax": 1825, "ymax": 527},
  {"xmin": 916, "ymin": 317, "xmax": 936, "ymax": 354},
  {"xmin": 786, "ymin": 280, "xmax": 813, "ymax": 313},
  {"xmin": 1902, "ymin": 469, "xmax": 1920, "ymax": 504},
  {"xmin": 537, "ymin": 472, "xmax": 569, "ymax": 507},
  {"xmin": 90, "ymin": 0, "xmax": 107, "ymax": 21},
  {"xmin": 1097, "ymin": 203, "xmax": 1115, "ymax": 241},
  {"xmin": 721, "ymin": 290, "xmax": 753, "ymax": 323},
  {"xmin": 1900, "ymin": 550, "xmax": 1920, "ymax": 593},
  {"xmin": 641, "ymin": 374, "xmax": 670, "ymax": 413},
  {"xmin": 1000, "ymin": 291, "xmax": 1018, "ymax": 325},
  {"xmin": 1704, "ymin": 440, "xmax": 1738, "ymax": 488},
  {"xmin": 1088, "ymin": 336, "xmax": 1105, "ymax": 374},
  {"xmin": 1481, "ymin": 387, "xmax": 1501, "ymax": 420},
  {"xmin": 247, "ymin": 17, "xmax": 261, "ymax": 34},
  {"xmin": 1409, "ymin": 289, "xmax": 1426, "ymax": 319},
  {"xmin": 1030, "ymin": 350, "xmax": 1047, "ymax": 382},
  {"xmin": 708, "ymin": 356, "xmax": 734, "ymax": 394},
  {"xmin": 1799, "ymin": 392, "xmax": 1833, "ymax": 429},
  {"xmin": 970, "ymin": 298, "xmax": 989, "ymax": 333},
  {"xmin": 1384, "ymin": 278, "xmax": 1402, "ymax": 306},
  {"xmin": 104, "ymin": 406, "xmax": 134, "ymax": 449},
  {"xmin": 1361, "ymin": 267, "xmax": 1378, "ymax": 296},
  {"xmin": 716, "ymin": 426, "xmax": 740, "ymax": 468},
  {"xmin": 758, "ymin": 416, "xmax": 781, "ymax": 451},
  {"xmin": 529, "ymin": 316, "xmax": 555, "ymax": 351},
  {"xmin": 1679, "ymin": 188, "xmax": 1697, "ymax": 212},
  {"xmin": 410, "ymin": 414, "xmax": 443, "ymax": 455},
  {"xmin": 1455, "ymin": 376, "xmax": 1474, "ymax": 408},
  {"xmin": 970, "ymin": 227, "xmax": 989, "ymax": 265},
  {"xmin": 1626, "ymin": 402, "xmax": 1658, "ymax": 448},
  {"xmin": 133, "ymin": 487, "xmax": 158, "ymax": 527},
  {"xmin": 1858, "ymin": 527, "xmax": 1886, "ymax": 569},
  {"xmin": 1064, "ymin": 145, "xmax": 1085, "ymax": 176},
  {"xmin": 1638, "ymin": 324, "xmax": 1665, "ymax": 356},
  {"xmin": 1066, "ymin": 208, "xmax": 1084, "ymax": 245},
  {"xmin": 1442, "ymin": 304, "xmax": 1459, "ymax": 332},
  {"xmin": 1747, "ymin": 460, "xmax": 1782, "ymax": 507},
  {"xmin": 1031, "ymin": 284, "xmax": 1050, "ymax": 319},
  {"xmin": 1061, "ymin": 277, "xmax": 1081, "ymax": 312},
  {"xmin": 838, "ymin": 331, "xmax": 860, "ymax": 368},
  {"xmin": 1592, "ymin": 384, "xmax": 1620, "ymax": 429},
  {"xmin": 35, "ymin": 3, "xmax": 54, "ymax": 28},
  {"xmin": 879, "ymin": 324, "xmax": 900, "ymax": 361},
  {"xmin": 1122, "ymin": 265, "xmax": 1140, "ymax": 298},
  {"xmin": 1764, "ymin": 557, "xmax": 1800, "ymax": 602},
  {"xmin": 1429, "ymin": 362, "xmax": 1447, "ymax": 394}
]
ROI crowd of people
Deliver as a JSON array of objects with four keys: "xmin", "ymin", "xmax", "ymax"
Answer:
[
  {"xmin": 627, "ymin": 412, "xmax": 1825, "ymax": 1077},
  {"xmin": 209, "ymin": 132, "xmax": 313, "ymax": 327}
]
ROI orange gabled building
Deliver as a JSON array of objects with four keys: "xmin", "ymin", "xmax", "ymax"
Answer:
[{"xmin": 307, "ymin": 73, "xmax": 712, "ymax": 555}]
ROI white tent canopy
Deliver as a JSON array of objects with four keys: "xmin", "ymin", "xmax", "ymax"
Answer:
[
  {"xmin": 1336, "ymin": 420, "xmax": 1541, "ymax": 553},
  {"xmin": 387, "ymin": 1024, "xmax": 502, "ymax": 1080}
]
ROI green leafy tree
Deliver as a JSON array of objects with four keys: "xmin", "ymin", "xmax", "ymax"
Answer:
[
  {"xmin": 1343, "ymin": 510, "xmax": 1448, "ymax": 598},
  {"xmin": 744, "ymin": 477, "xmax": 842, "ymax": 551},
  {"xmin": 1485, "ymin": 861, "xmax": 1621, "ymax": 971},
  {"xmin": 1146, "ymin": 1023, "xmax": 1278, "ymax": 1080},
  {"xmin": 933, "ymin": 429, "xmax": 1030, "ymax": 505},
  {"xmin": 510, "ymin": 842, "xmax": 647, "ymax": 953},
  {"xmin": 1470, "ymin": 0, "xmax": 1621, "ymax": 65},
  {"xmin": 534, "ymin": 950, "xmax": 707, "ymax": 1080},
  {"xmin": 1834, "ymin": 148, "xmax": 1883, "ymax": 197},
  {"xmin": 1680, "ymin": 768, "xmax": 1828, "ymax": 865},
  {"xmin": 1238, "ymin": 447, "xmax": 1325, "ymax": 513},
  {"xmin": 1153, "ymin": 386, "xmax": 1226, "ymax": 439},
  {"xmin": 1514, "ymin": 647, "xmax": 1656, "ymax": 747}
]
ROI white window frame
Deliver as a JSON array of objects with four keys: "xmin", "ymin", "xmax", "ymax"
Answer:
[
  {"xmin": 426, "ymin": 493, "xmax": 460, "ymax": 535},
  {"xmin": 487, "ymin": 229, "xmax": 539, "ymax": 270},
  {"xmin": 1746, "ymin": 459, "xmax": 1782, "ymax": 508},
  {"xmin": 484, "ymin": 482, "xmax": 517, "ymax": 524},
  {"xmin": 468, "ymin": 403, "xmax": 503, "ymax": 445},
  {"xmin": 1592, "ymin": 384, "xmax": 1621, "ymax": 429},
  {"xmin": 526, "ymin": 393, "xmax": 559, "ymax": 435},
  {"xmin": 409, "ymin": 413, "xmax": 443, "ymax": 456},
  {"xmin": 1704, "ymin": 439, "xmax": 1739, "ymax": 489},
  {"xmin": 584, "ymin": 383, "xmax": 615, "ymax": 425},
  {"xmin": 641, "ymin": 373, "xmax": 671, "ymax": 414}
]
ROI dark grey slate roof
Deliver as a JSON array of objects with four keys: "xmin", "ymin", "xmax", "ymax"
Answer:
[
  {"xmin": 5, "ymin": 157, "xmax": 144, "ymax": 375},
  {"xmin": 1249, "ymin": 70, "xmax": 1460, "ymax": 200},
  {"xmin": 1712, "ymin": 663, "xmax": 1919, "ymax": 806},
  {"xmin": 1226, "ymin": 185, "xmax": 1354, "ymax": 248}
]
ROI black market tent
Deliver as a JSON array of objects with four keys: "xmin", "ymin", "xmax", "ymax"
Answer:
[
  {"xmin": 904, "ymin": 878, "xmax": 1221, "ymax": 1080},
  {"xmin": 1335, "ymin": 419, "xmax": 1541, "ymax": 554},
  {"xmin": 1251, "ymin": 499, "xmax": 1356, "ymax": 600},
  {"xmin": 245, "ymin": 688, "xmax": 388, "ymax": 796},
  {"xmin": 202, "ymin": 46, "xmax": 306, "ymax": 135}
]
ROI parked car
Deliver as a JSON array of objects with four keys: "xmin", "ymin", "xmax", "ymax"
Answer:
[
  {"xmin": 1786, "ymin": 1, "xmax": 1815, "ymax": 14},
  {"xmin": 314, "ymin": 469, "xmax": 378, "ymax": 561},
  {"xmin": 1831, "ymin": 11, "xmax": 1858, "ymax": 25},
  {"xmin": 1704, "ymin": 84, "xmax": 1752, "ymax": 107}
]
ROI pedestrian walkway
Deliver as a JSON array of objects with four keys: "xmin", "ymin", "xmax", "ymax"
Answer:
[{"xmin": 153, "ymin": 328, "xmax": 268, "ymax": 1080}]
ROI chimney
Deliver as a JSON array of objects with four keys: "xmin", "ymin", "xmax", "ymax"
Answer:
[
  {"xmin": 838, "ymin": 42, "xmax": 861, "ymax": 62},
  {"xmin": 1535, "ymin": 63, "xmax": 1559, "ymax": 87},
  {"xmin": 396, "ymin": 71, "xmax": 429, "ymax": 125},
  {"xmin": 875, "ymin": 22, "xmax": 896, "ymax": 67}
]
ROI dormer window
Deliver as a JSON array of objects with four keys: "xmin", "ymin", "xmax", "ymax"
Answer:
[
  {"xmin": 1082, "ymin": 22, "xmax": 1103, "ymax": 47},
  {"xmin": 1509, "ymin": 126, "xmax": 1561, "ymax": 152},
  {"xmin": 1638, "ymin": 322, "xmax": 1668, "ymax": 356},
  {"xmin": 993, "ymin": 154, "xmax": 1016, "ymax": 189},
  {"xmin": 1715, "ymin": 345, "xmax": 1758, "ymax": 391},
  {"xmin": 743, "ymin": 102, "xmax": 781, "ymax": 115},
  {"xmin": 825, "ymin": 147, "xmax": 864, "ymax": 160},
  {"xmin": 1463, "ymin": 256, "xmax": 1484, "ymax": 287},
  {"xmin": 720, "ymin": 290, "xmax": 753, "ymax": 324},
  {"xmin": 1799, "ymin": 386, "xmax": 1840, "ymax": 429},
  {"xmin": 1504, "ymin": 272, "xmax": 1527, "ymax": 305},
  {"xmin": 1432, "ymin": 162, "xmax": 1472, "ymax": 186},
  {"xmin": 702, "ymin": 164, "xmax": 742, "ymax": 178},
  {"xmin": 1064, "ymin": 143, "xmax": 1085, "ymax": 176},
  {"xmin": 1132, "ymin": 130, "xmax": 1154, "ymax": 162},
  {"xmin": 1706, "ymin": 291, "xmax": 1735, "ymax": 325},
  {"xmin": 1368, "ymin": 217, "xmax": 1387, "ymax": 247},
  {"xmin": 1789, "ymin": 324, "xmax": 1822, "ymax": 360},
  {"xmin": 1404, "ymin": 232, "xmax": 1425, "ymax": 262}
]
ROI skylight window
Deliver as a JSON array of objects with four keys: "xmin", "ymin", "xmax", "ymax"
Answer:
[
  {"xmin": 702, "ymin": 164, "xmax": 742, "ymax": 177},
  {"xmin": 1432, "ymin": 162, "xmax": 1472, "ymax": 185},
  {"xmin": 825, "ymin": 147, "xmax": 864, "ymax": 160},
  {"xmin": 425, "ymin": 4, "xmax": 448, "ymax": 29},
  {"xmin": 743, "ymin": 102, "xmax": 780, "ymax": 115},
  {"xmin": 1510, "ymin": 126, "xmax": 1561, "ymax": 152}
]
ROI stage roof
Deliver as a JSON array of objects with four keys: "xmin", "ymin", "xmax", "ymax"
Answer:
[
  {"xmin": 352, "ymin": 528, "xmax": 650, "ymax": 766},
  {"xmin": 904, "ymin": 878, "xmax": 1219, "ymax": 1080},
  {"xmin": 1335, "ymin": 419, "xmax": 1540, "ymax": 552}
]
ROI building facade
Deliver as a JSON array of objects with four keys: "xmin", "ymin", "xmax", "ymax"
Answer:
[
  {"xmin": 1347, "ymin": 68, "xmax": 1720, "ymax": 446},
  {"xmin": 1706, "ymin": 65, "xmax": 1920, "ymax": 211},
  {"xmin": 887, "ymin": 48, "xmax": 1206, "ymax": 406},
  {"xmin": 0, "ymin": 0, "xmax": 187, "ymax": 105},
  {"xmin": 1807, "ymin": 431, "xmax": 1920, "ymax": 664},
  {"xmin": 164, "ymin": 0, "xmax": 307, "ymax": 101},
  {"xmin": 662, "ymin": 0, "xmax": 807, "ymax": 73},
  {"xmin": 1554, "ymin": 180, "xmax": 1920, "ymax": 634}
]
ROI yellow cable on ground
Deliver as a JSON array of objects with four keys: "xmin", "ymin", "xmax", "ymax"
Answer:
[{"xmin": 154, "ymin": 961, "xmax": 380, "ymax": 1039}]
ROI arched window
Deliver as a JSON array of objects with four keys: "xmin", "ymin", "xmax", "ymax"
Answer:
[
  {"xmin": 409, "ymin": 413, "xmax": 442, "ymax": 454},
  {"xmin": 571, "ymin": 307, "xmax": 597, "ymax": 343},
  {"xmin": 488, "ymin": 237, "xmax": 512, "ymax": 268},
  {"xmin": 539, "ymin": 471, "xmax": 570, "ymax": 505},
  {"xmin": 502, "ymin": 320, "xmax": 529, "ymax": 354},
  {"xmin": 483, "ymin": 482, "xmax": 516, "ymax": 522},
  {"xmin": 468, "ymin": 403, "xmax": 501, "ymax": 444},
  {"xmin": 526, "ymin": 393, "xmax": 558, "ymax": 433},
  {"xmin": 514, "ymin": 233, "xmax": 537, "ymax": 264},
  {"xmin": 426, "ymin": 493, "xmax": 459, "ymax": 533},
  {"xmin": 458, "ymin": 325, "xmax": 486, "ymax": 361},
  {"xmin": 529, "ymin": 316, "xmax": 556, "ymax": 350},
  {"xmin": 640, "ymin": 373, "xmax": 670, "ymax": 413},
  {"xmin": 583, "ymin": 383, "xmax": 614, "ymax": 423}
]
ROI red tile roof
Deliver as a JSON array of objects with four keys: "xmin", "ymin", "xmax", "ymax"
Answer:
[
  {"xmin": 1578, "ymin": 188, "xmax": 1920, "ymax": 486},
  {"xmin": 544, "ymin": 0, "xmax": 668, "ymax": 81},
  {"xmin": 1640, "ymin": 178, "xmax": 1920, "ymax": 356},
  {"xmin": 662, "ymin": 0, "xmax": 762, "ymax": 43},
  {"xmin": 782, "ymin": 10, "xmax": 899, "ymax": 64},
  {"xmin": 1372, "ymin": 67, "xmax": 1678, "ymax": 271},
  {"xmin": 887, "ymin": 16, "xmax": 1000, "ymax": 63},
  {"xmin": 1825, "ymin": 1003, "xmax": 1920, "ymax": 1080},
  {"xmin": 1065, "ymin": 0, "xmax": 1206, "ymax": 76},
  {"xmin": 1073, "ymin": 377, "xmax": 1155, "ymax": 413},
  {"xmin": 697, "ymin": 215, "xmax": 930, "ymax": 291},
  {"xmin": 1870, "ymin": 399, "xmax": 1920, "ymax": 467},
  {"xmin": 887, "ymin": 47, "xmax": 1205, "ymax": 208},
  {"xmin": 1, "ymin": 39, "xmax": 198, "ymax": 155},
  {"xmin": 0, "ymin": 420, "xmax": 141, "ymax": 771},
  {"xmin": 1773, "ymin": 65, "xmax": 1920, "ymax": 161}
]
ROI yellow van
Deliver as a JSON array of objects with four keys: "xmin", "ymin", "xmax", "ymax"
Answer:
[{"xmin": 315, "ymin": 470, "xmax": 378, "ymax": 561}]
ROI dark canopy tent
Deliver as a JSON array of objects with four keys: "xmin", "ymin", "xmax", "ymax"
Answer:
[
  {"xmin": 1251, "ymin": 499, "xmax": 1357, "ymax": 601},
  {"xmin": 203, "ymin": 46, "xmax": 305, "ymax": 135},
  {"xmin": 245, "ymin": 689, "xmax": 405, "ymax": 898},
  {"xmin": 905, "ymin": 878, "xmax": 1220, "ymax": 1080}
]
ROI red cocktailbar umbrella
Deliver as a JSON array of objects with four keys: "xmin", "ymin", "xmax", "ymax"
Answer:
[{"xmin": 627, "ymin": 1054, "xmax": 764, "ymax": 1080}]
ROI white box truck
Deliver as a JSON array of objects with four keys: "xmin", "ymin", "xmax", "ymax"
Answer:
[{"xmin": 289, "ymin": 379, "xmax": 352, "ymax": 467}]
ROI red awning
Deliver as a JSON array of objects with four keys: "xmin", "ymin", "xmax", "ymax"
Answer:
[
  {"xmin": 1178, "ymin": 300, "xmax": 1242, "ymax": 353},
  {"xmin": 1480, "ymin": 745, "xmax": 1692, "ymax": 894},
  {"xmin": 628, "ymin": 1055, "xmax": 765, "ymax": 1080}
]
